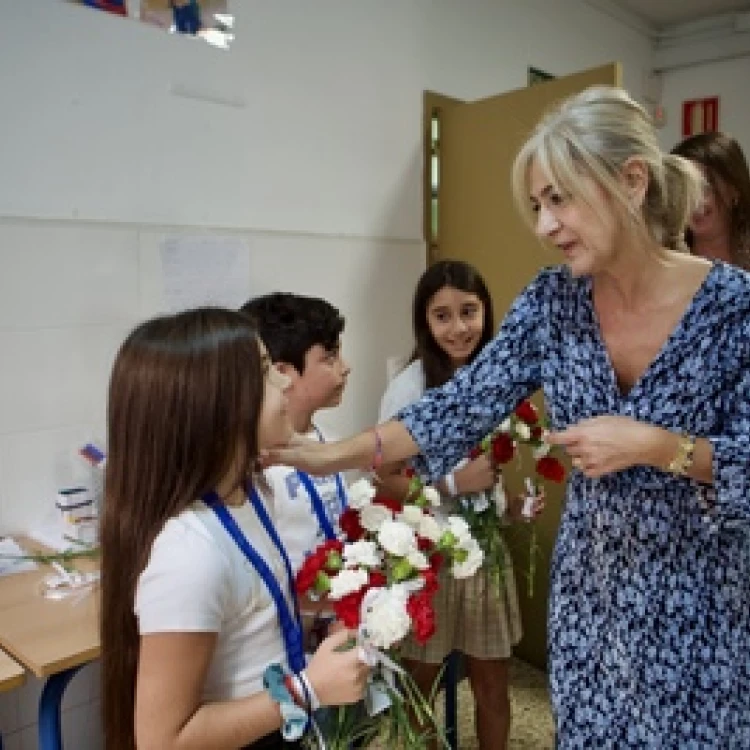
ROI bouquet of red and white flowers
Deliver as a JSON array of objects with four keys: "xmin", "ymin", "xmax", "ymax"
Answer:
[
  {"xmin": 405, "ymin": 399, "xmax": 566, "ymax": 595},
  {"xmin": 296, "ymin": 477, "xmax": 483, "ymax": 748}
]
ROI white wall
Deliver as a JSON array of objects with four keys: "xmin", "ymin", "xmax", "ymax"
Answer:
[
  {"xmin": 0, "ymin": 1, "xmax": 654, "ymax": 746},
  {"xmin": 658, "ymin": 56, "xmax": 750, "ymax": 155}
]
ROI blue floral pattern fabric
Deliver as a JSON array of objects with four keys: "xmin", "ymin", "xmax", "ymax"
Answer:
[{"xmin": 398, "ymin": 262, "xmax": 750, "ymax": 748}]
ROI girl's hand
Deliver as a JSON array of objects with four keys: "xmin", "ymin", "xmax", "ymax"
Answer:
[
  {"xmin": 454, "ymin": 453, "xmax": 496, "ymax": 494},
  {"xmin": 305, "ymin": 629, "xmax": 370, "ymax": 706},
  {"xmin": 546, "ymin": 416, "xmax": 666, "ymax": 478}
]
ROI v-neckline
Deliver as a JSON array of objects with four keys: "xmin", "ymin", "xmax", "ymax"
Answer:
[{"xmin": 584, "ymin": 261, "xmax": 717, "ymax": 401}]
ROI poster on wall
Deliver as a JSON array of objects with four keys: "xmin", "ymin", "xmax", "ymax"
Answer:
[
  {"xmin": 682, "ymin": 97, "xmax": 719, "ymax": 138},
  {"xmin": 67, "ymin": 0, "xmax": 235, "ymax": 49},
  {"xmin": 160, "ymin": 236, "xmax": 251, "ymax": 313}
]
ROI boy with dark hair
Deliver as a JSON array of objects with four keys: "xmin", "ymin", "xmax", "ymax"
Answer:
[{"xmin": 241, "ymin": 293, "xmax": 351, "ymax": 572}]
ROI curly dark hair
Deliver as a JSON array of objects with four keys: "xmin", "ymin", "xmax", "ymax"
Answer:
[{"xmin": 241, "ymin": 292, "xmax": 345, "ymax": 372}]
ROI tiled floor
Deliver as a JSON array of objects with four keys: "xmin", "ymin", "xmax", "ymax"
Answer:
[
  {"xmin": 371, "ymin": 657, "xmax": 555, "ymax": 748},
  {"xmin": 442, "ymin": 658, "xmax": 554, "ymax": 749}
]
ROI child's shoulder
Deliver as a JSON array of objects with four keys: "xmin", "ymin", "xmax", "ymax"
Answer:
[{"xmin": 380, "ymin": 359, "xmax": 425, "ymax": 421}]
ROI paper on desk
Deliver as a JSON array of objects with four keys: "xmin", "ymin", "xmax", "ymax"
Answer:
[
  {"xmin": 160, "ymin": 236, "xmax": 251, "ymax": 313},
  {"xmin": 0, "ymin": 537, "xmax": 37, "ymax": 577}
]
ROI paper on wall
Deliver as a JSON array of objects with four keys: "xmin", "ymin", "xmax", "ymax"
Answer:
[{"xmin": 160, "ymin": 236, "xmax": 251, "ymax": 312}]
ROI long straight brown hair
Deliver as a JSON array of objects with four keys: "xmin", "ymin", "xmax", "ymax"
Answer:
[
  {"xmin": 410, "ymin": 260, "xmax": 495, "ymax": 389},
  {"xmin": 100, "ymin": 308, "xmax": 264, "ymax": 750},
  {"xmin": 672, "ymin": 131, "xmax": 750, "ymax": 269}
]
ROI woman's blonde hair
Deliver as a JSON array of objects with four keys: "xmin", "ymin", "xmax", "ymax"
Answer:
[{"xmin": 512, "ymin": 86, "xmax": 704, "ymax": 250}]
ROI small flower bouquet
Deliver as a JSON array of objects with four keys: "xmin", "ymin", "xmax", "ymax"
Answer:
[
  {"xmin": 406, "ymin": 399, "xmax": 566, "ymax": 596},
  {"xmin": 296, "ymin": 478, "xmax": 484, "ymax": 748}
]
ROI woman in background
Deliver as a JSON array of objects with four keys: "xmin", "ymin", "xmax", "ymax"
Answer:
[{"xmin": 672, "ymin": 131, "xmax": 750, "ymax": 269}]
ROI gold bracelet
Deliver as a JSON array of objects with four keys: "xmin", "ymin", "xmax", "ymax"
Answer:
[{"xmin": 666, "ymin": 433, "xmax": 696, "ymax": 475}]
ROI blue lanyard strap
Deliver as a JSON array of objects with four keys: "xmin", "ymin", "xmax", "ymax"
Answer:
[
  {"xmin": 296, "ymin": 471, "xmax": 345, "ymax": 541},
  {"xmin": 202, "ymin": 489, "xmax": 306, "ymax": 673},
  {"xmin": 302, "ymin": 426, "xmax": 347, "ymax": 541}
]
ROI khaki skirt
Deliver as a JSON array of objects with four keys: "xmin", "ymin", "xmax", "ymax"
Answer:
[{"xmin": 400, "ymin": 540, "xmax": 522, "ymax": 664}]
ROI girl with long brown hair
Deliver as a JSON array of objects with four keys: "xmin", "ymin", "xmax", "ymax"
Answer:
[{"xmin": 100, "ymin": 307, "xmax": 368, "ymax": 750}]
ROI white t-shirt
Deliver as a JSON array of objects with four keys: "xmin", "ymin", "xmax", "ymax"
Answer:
[
  {"xmin": 263, "ymin": 426, "xmax": 348, "ymax": 573},
  {"xmin": 379, "ymin": 360, "xmax": 426, "ymax": 424},
  {"xmin": 135, "ymin": 500, "xmax": 289, "ymax": 701}
]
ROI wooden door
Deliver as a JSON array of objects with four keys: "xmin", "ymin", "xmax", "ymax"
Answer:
[{"xmin": 429, "ymin": 62, "xmax": 621, "ymax": 668}]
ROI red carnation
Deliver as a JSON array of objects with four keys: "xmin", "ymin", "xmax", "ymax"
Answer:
[
  {"xmin": 491, "ymin": 433, "xmax": 515, "ymax": 464},
  {"xmin": 429, "ymin": 552, "xmax": 444, "ymax": 572},
  {"xmin": 514, "ymin": 400, "xmax": 538, "ymax": 424},
  {"xmin": 407, "ymin": 591, "xmax": 436, "ymax": 644},
  {"xmin": 536, "ymin": 456, "xmax": 566, "ymax": 483},
  {"xmin": 468, "ymin": 445, "xmax": 484, "ymax": 460},
  {"xmin": 339, "ymin": 507, "xmax": 365, "ymax": 541},
  {"xmin": 420, "ymin": 567, "xmax": 438, "ymax": 596},
  {"xmin": 403, "ymin": 466, "xmax": 416, "ymax": 479},
  {"xmin": 333, "ymin": 590, "xmax": 366, "ymax": 628},
  {"xmin": 374, "ymin": 494, "xmax": 403, "ymax": 514},
  {"xmin": 368, "ymin": 570, "xmax": 387, "ymax": 588},
  {"xmin": 417, "ymin": 536, "xmax": 434, "ymax": 553},
  {"xmin": 295, "ymin": 550, "xmax": 326, "ymax": 594},
  {"xmin": 320, "ymin": 539, "xmax": 344, "ymax": 555}
]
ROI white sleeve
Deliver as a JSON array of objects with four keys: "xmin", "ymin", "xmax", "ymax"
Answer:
[
  {"xmin": 135, "ymin": 521, "xmax": 231, "ymax": 634},
  {"xmin": 379, "ymin": 364, "xmax": 424, "ymax": 423}
]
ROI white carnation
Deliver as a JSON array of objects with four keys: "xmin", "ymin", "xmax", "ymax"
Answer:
[
  {"xmin": 533, "ymin": 442, "xmax": 551, "ymax": 460},
  {"xmin": 514, "ymin": 421, "xmax": 531, "ymax": 440},
  {"xmin": 499, "ymin": 418, "xmax": 512, "ymax": 433},
  {"xmin": 359, "ymin": 586, "xmax": 412, "ymax": 650},
  {"xmin": 347, "ymin": 478, "xmax": 377, "ymax": 510},
  {"xmin": 329, "ymin": 567, "xmax": 369, "ymax": 600},
  {"xmin": 396, "ymin": 504, "xmax": 424, "ymax": 528},
  {"xmin": 406, "ymin": 549, "xmax": 430, "ymax": 570},
  {"xmin": 343, "ymin": 540, "xmax": 381, "ymax": 568},
  {"xmin": 446, "ymin": 516, "xmax": 472, "ymax": 545},
  {"xmin": 452, "ymin": 538, "xmax": 484, "ymax": 579},
  {"xmin": 422, "ymin": 486, "xmax": 441, "ymax": 507},
  {"xmin": 360, "ymin": 504, "xmax": 392, "ymax": 532},
  {"xmin": 377, "ymin": 519, "xmax": 417, "ymax": 557},
  {"xmin": 417, "ymin": 514, "xmax": 442, "ymax": 543}
]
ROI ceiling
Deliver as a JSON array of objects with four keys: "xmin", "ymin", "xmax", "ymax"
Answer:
[{"xmin": 611, "ymin": 0, "xmax": 750, "ymax": 29}]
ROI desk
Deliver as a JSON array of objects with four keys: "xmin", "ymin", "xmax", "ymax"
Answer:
[{"xmin": 0, "ymin": 538, "xmax": 99, "ymax": 750}]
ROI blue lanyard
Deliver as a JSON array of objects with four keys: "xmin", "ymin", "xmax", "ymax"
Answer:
[
  {"xmin": 299, "ymin": 426, "xmax": 348, "ymax": 541},
  {"xmin": 296, "ymin": 471, "xmax": 347, "ymax": 541},
  {"xmin": 202, "ymin": 486, "xmax": 306, "ymax": 673}
]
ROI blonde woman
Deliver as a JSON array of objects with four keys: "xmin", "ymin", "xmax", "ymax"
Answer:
[{"xmin": 268, "ymin": 87, "xmax": 750, "ymax": 746}]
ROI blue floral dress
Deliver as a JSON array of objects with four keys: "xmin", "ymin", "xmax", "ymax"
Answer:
[{"xmin": 398, "ymin": 262, "xmax": 750, "ymax": 748}]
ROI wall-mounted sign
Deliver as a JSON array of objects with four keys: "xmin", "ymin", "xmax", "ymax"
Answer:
[{"xmin": 682, "ymin": 97, "xmax": 719, "ymax": 137}]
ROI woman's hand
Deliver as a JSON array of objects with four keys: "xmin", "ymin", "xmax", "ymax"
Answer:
[
  {"xmin": 305, "ymin": 629, "xmax": 370, "ymax": 706},
  {"xmin": 454, "ymin": 453, "xmax": 496, "ymax": 494},
  {"xmin": 546, "ymin": 416, "xmax": 668, "ymax": 478},
  {"xmin": 261, "ymin": 435, "xmax": 338, "ymax": 475}
]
